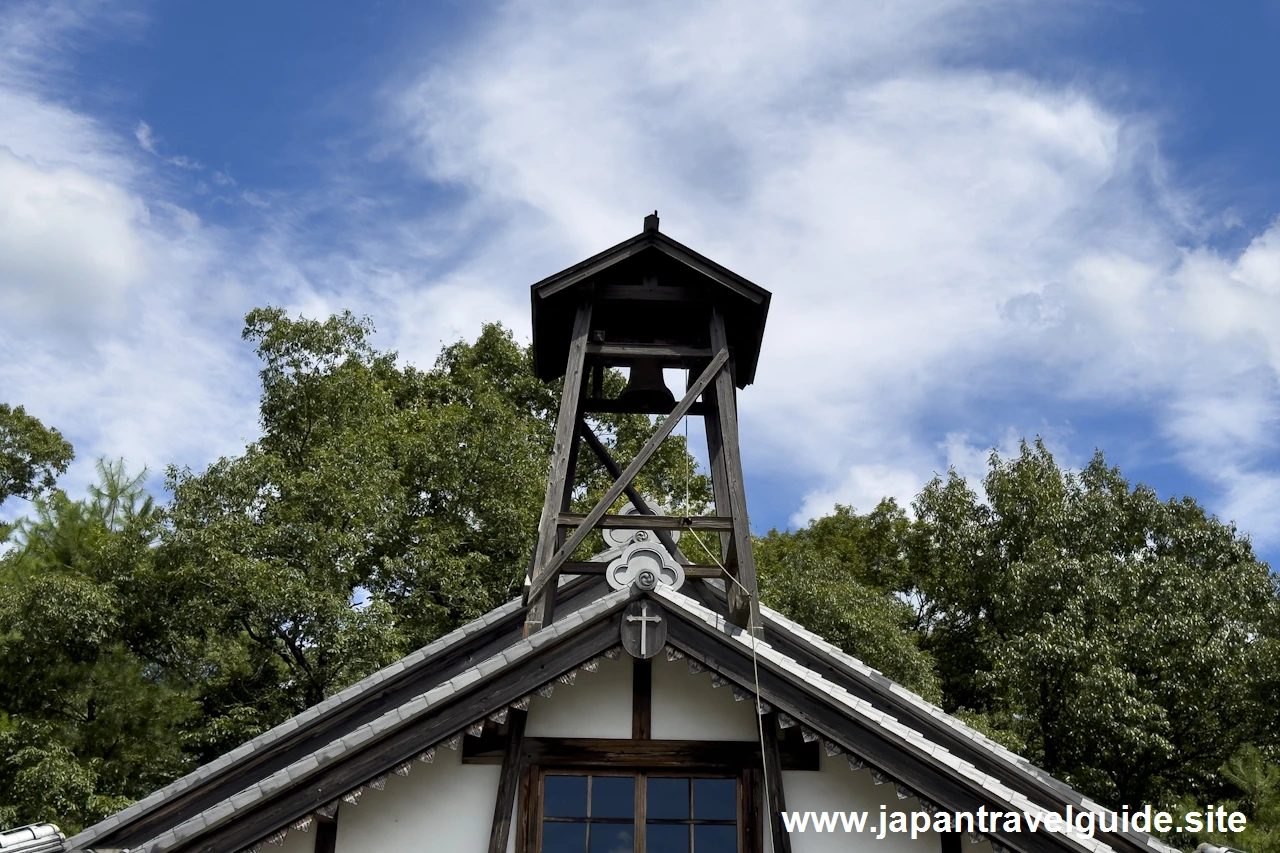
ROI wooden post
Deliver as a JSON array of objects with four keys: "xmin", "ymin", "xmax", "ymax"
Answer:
[
  {"xmin": 632, "ymin": 658, "xmax": 652, "ymax": 740},
  {"xmin": 487, "ymin": 710, "xmax": 529, "ymax": 853},
  {"xmin": 526, "ymin": 297, "xmax": 592, "ymax": 634},
  {"xmin": 314, "ymin": 817, "xmax": 338, "ymax": 853},
  {"xmin": 709, "ymin": 305, "xmax": 761, "ymax": 632},
  {"xmin": 761, "ymin": 714, "xmax": 793, "ymax": 853}
]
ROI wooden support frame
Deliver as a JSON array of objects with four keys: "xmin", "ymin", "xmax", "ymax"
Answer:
[
  {"xmin": 487, "ymin": 709, "xmax": 529, "ymax": 853},
  {"xmin": 527, "ymin": 348, "xmax": 729, "ymax": 602},
  {"xmin": 707, "ymin": 305, "xmax": 761, "ymax": 632},
  {"xmin": 526, "ymin": 296, "xmax": 593, "ymax": 634}
]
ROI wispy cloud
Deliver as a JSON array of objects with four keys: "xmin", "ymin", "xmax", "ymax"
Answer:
[
  {"xmin": 5, "ymin": 0, "xmax": 1280, "ymax": 554},
  {"xmin": 133, "ymin": 118, "xmax": 156, "ymax": 154},
  {"xmin": 384, "ymin": 0, "xmax": 1280, "ymax": 543},
  {"xmin": 0, "ymin": 3, "xmax": 261, "ymax": 522}
]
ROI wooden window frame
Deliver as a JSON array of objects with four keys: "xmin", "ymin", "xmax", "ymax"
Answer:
[{"xmin": 525, "ymin": 767, "xmax": 750, "ymax": 853}]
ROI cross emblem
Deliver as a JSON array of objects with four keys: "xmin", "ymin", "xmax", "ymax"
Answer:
[{"xmin": 625, "ymin": 601, "xmax": 663, "ymax": 657}]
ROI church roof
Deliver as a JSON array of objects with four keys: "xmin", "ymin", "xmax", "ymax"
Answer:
[
  {"xmin": 530, "ymin": 216, "xmax": 771, "ymax": 388},
  {"xmin": 62, "ymin": 577, "xmax": 1178, "ymax": 853}
]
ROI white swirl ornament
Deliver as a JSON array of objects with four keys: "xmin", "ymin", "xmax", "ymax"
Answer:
[{"xmin": 605, "ymin": 532, "xmax": 685, "ymax": 592}]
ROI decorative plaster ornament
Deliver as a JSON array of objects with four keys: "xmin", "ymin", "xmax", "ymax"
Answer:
[
  {"xmin": 603, "ymin": 501, "xmax": 682, "ymax": 547},
  {"xmin": 606, "ymin": 535, "xmax": 685, "ymax": 592}
]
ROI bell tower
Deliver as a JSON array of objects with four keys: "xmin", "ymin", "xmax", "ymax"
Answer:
[{"xmin": 524, "ymin": 212, "xmax": 771, "ymax": 635}]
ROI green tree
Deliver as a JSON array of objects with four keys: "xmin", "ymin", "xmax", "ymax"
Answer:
[
  {"xmin": 754, "ymin": 500, "xmax": 941, "ymax": 701},
  {"xmin": 912, "ymin": 440, "xmax": 1278, "ymax": 807},
  {"xmin": 0, "ymin": 461, "xmax": 193, "ymax": 833},
  {"xmin": 160, "ymin": 309, "xmax": 711, "ymax": 739},
  {"xmin": 0, "ymin": 403, "xmax": 74, "ymax": 540}
]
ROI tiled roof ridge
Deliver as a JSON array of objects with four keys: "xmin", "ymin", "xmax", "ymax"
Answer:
[
  {"xmin": 755, "ymin": 602, "xmax": 1176, "ymax": 853},
  {"xmin": 62, "ymin": 595, "xmax": 527, "ymax": 851},
  {"xmin": 128, "ymin": 587, "xmax": 635, "ymax": 853},
  {"xmin": 655, "ymin": 587, "xmax": 1175, "ymax": 853}
]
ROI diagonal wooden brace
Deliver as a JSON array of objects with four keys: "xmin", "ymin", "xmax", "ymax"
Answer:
[
  {"xmin": 579, "ymin": 423, "xmax": 690, "ymax": 564},
  {"xmin": 527, "ymin": 347, "xmax": 729, "ymax": 601}
]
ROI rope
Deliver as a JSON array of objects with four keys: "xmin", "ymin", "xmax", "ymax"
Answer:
[{"xmin": 681, "ymin": 375, "xmax": 775, "ymax": 848}]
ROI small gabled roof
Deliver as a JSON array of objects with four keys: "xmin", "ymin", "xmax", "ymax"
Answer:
[
  {"xmin": 530, "ymin": 216, "xmax": 771, "ymax": 388},
  {"xmin": 65, "ymin": 578, "xmax": 1176, "ymax": 853}
]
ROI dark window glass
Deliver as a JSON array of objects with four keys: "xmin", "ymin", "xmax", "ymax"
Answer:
[
  {"xmin": 647, "ymin": 777, "xmax": 690, "ymax": 819},
  {"xmin": 543, "ymin": 821, "xmax": 586, "ymax": 852},
  {"xmin": 546, "ymin": 775, "xmax": 588, "ymax": 818},
  {"xmin": 693, "ymin": 779, "xmax": 736, "ymax": 821},
  {"xmin": 647, "ymin": 822, "xmax": 690, "ymax": 853},
  {"xmin": 592, "ymin": 776, "xmax": 635, "ymax": 819},
  {"xmin": 590, "ymin": 824, "xmax": 634, "ymax": 853},
  {"xmin": 693, "ymin": 825, "xmax": 737, "ymax": 853}
]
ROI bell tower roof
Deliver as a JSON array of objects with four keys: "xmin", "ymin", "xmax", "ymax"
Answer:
[{"xmin": 530, "ymin": 213, "xmax": 772, "ymax": 388}]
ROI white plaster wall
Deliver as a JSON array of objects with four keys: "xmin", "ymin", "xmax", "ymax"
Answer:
[
  {"xmin": 526, "ymin": 654, "xmax": 632, "ymax": 738},
  {"xmin": 334, "ymin": 744, "xmax": 513, "ymax": 853},
  {"xmin": 764, "ymin": 751, "xmax": 942, "ymax": 853},
  {"xmin": 651, "ymin": 654, "xmax": 759, "ymax": 741}
]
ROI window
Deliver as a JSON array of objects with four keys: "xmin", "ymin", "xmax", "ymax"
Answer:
[{"xmin": 540, "ymin": 772, "xmax": 739, "ymax": 853}]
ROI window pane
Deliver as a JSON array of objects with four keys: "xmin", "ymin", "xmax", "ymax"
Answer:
[
  {"xmin": 591, "ymin": 776, "xmax": 635, "ymax": 819},
  {"xmin": 543, "ymin": 821, "xmax": 587, "ymax": 852},
  {"xmin": 693, "ymin": 824, "xmax": 737, "ymax": 853},
  {"xmin": 647, "ymin": 777, "xmax": 690, "ymax": 819},
  {"xmin": 647, "ymin": 822, "xmax": 690, "ymax": 853},
  {"xmin": 590, "ymin": 823, "xmax": 634, "ymax": 853},
  {"xmin": 546, "ymin": 775, "xmax": 588, "ymax": 818},
  {"xmin": 693, "ymin": 779, "xmax": 736, "ymax": 820}
]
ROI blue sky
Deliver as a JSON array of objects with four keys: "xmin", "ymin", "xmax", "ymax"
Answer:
[{"xmin": 3, "ymin": 0, "xmax": 1280, "ymax": 563}]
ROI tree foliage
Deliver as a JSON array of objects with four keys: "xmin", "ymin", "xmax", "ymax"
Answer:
[
  {"xmin": 912, "ymin": 440, "xmax": 1279, "ymax": 808},
  {"xmin": 755, "ymin": 500, "xmax": 940, "ymax": 700},
  {"xmin": 0, "ymin": 461, "xmax": 192, "ymax": 831},
  {"xmin": 0, "ymin": 404, "xmax": 74, "ymax": 540},
  {"xmin": 2, "ymin": 311, "xmax": 1279, "ymax": 848}
]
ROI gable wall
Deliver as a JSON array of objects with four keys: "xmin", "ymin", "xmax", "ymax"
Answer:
[
  {"xmin": 333, "ymin": 745, "xmax": 511, "ymax": 853},
  {"xmin": 306, "ymin": 652, "xmax": 969, "ymax": 853}
]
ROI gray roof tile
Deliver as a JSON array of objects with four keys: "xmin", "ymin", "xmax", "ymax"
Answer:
[{"xmin": 131, "ymin": 587, "xmax": 633, "ymax": 853}]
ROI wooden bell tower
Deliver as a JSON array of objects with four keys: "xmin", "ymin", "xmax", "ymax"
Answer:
[{"xmin": 523, "ymin": 212, "xmax": 771, "ymax": 635}]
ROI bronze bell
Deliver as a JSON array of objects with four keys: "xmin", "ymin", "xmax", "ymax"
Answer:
[{"xmin": 618, "ymin": 357, "xmax": 676, "ymax": 412}]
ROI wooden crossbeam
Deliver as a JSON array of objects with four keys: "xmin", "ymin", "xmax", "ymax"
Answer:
[
  {"xmin": 586, "ymin": 342, "xmax": 712, "ymax": 360},
  {"xmin": 527, "ymin": 348, "xmax": 729, "ymax": 602},
  {"xmin": 557, "ymin": 513, "xmax": 733, "ymax": 531}
]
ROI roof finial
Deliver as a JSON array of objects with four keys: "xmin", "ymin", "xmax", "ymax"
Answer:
[{"xmin": 644, "ymin": 210, "xmax": 659, "ymax": 232}]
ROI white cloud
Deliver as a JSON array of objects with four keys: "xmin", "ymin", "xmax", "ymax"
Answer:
[
  {"xmin": 388, "ymin": 0, "xmax": 1280, "ymax": 543},
  {"xmin": 134, "ymin": 118, "xmax": 156, "ymax": 154},
  {"xmin": 0, "ymin": 2, "xmax": 259, "ymax": 522},
  {"xmin": 5, "ymin": 0, "xmax": 1280, "ymax": 555}
]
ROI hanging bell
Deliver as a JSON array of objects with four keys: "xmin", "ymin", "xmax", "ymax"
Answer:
[{"xmin": 617, "ymin": 357, "xmax": 676, "ymax": 412}]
